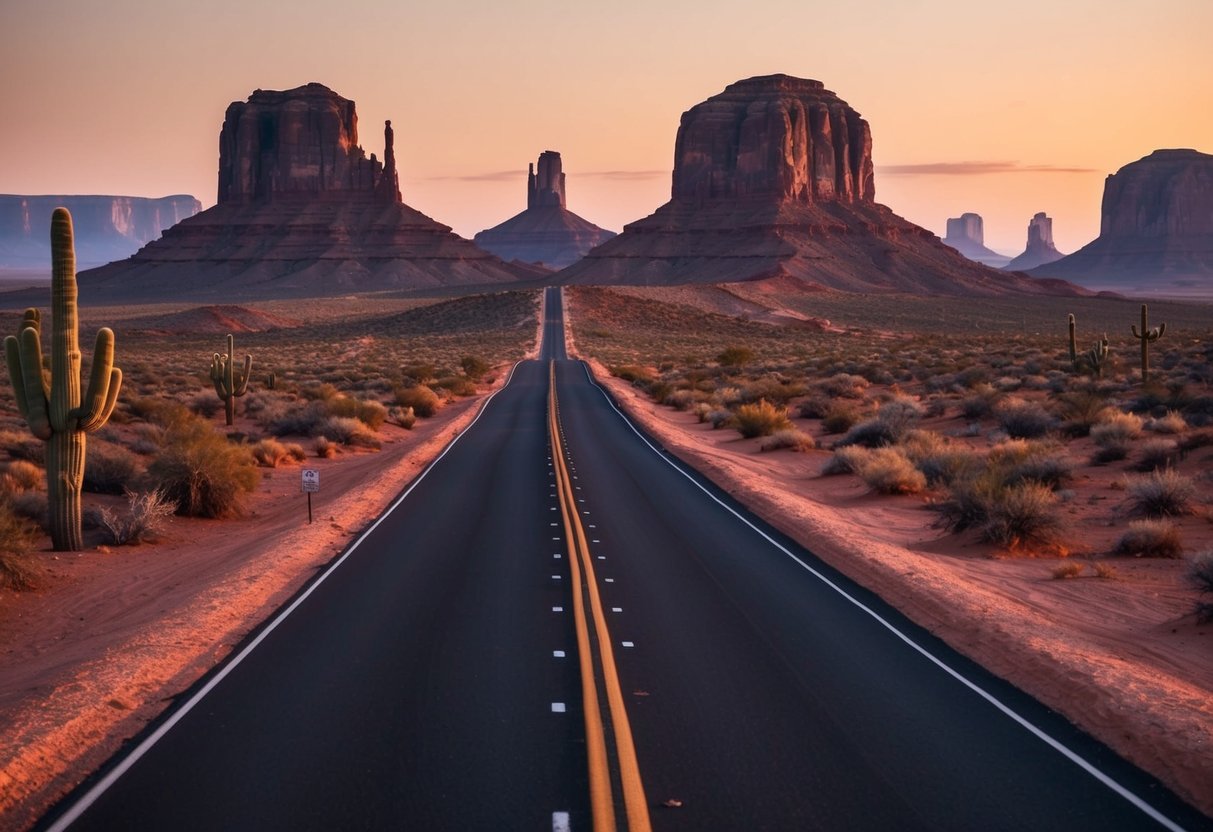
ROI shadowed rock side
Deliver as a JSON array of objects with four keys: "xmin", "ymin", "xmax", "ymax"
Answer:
[
  {"xmin": 558, "ymin": 74, "xmax": 1087, "ymax": 297},
  {"xmin": 474, "ymin": 152, "xmax": 616, "ymax": 269},
  {"xmin": 1004, "ymin": 212, "xmax": 1064, "ymax": 271},
  {"xmin": 943, "ymin": 213, "xmax": 1011, "ymax": 268},
  {"xmin": 77, "ymin": 83, "xmax": 536, "ymax": 301},
  {"xmin": 1030, "ymin": 149, "xmax": 1213, "ymax": 296},
  {"xmin": 0, "ymin": 194, "xmax": 201, "ymax": 269}
]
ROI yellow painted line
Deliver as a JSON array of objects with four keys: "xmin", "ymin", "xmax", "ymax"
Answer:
[{"xmin": 549, "ymin": 361, "xmax": 653, "ymax": 832}]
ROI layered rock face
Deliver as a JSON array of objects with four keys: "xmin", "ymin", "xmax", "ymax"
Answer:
[
  {"xmin": 1005, "ymin": 212, "xmax": 1063, "ymax": 271},
  {"xmin": 77, "ymin": 84, "xmax": 532, "ymax": 301},
  {"xmin": 0, "ymin": 195, "xmax": 200, "ymax": 269},
  {"xmin": 1030, "ymin": 149, "xmax": 1213, "ymax": 296},
  {"xmin": 943, "ymin": 212, "xmax": 1011, "ymax": 267},
  {"xmin": 474, "ymin": 151, "xmax": 615, "ymax": 269},
  {"xmin": 558, "ymin": 75, "xmax": 1084, "ymax": 296}
]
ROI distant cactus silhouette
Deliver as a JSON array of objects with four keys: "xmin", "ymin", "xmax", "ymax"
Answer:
[
  {"xmin": 210, "ymin": 333, "xmax": 251, "ymax": 425},
  {"xmin": 1067, "ymin": 313, "xmax": 1110, "ymax": 378},
  {"xmin": 3, "ymin": 208, "xmax": 122, "ymax": 550},
  {"xmin": 1130, "ymin": 304, "xmax": 1166, "ymax": 384}
]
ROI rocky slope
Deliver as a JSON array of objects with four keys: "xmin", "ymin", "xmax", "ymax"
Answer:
[
  {"xmin": 474, "ymin": 151, "xmax": 615, "ymax": 269},
  {"xmin": 0, "ymin": 194, "xmax": 200, "ymax": 269},
  {"xmin": 557, "ymin": 75, "xmax": 1086, "ymax": 297},
  {"xmin": 943, "ymin": 213, "xmax": 1011, "ymax": 268},
  {"xmin": 1030, "ymin": 149, "xmax": 1213, "ymax": 296},
  {"xmin": 77, "ymin": 84, "xmax": 536, "ymax": 302}
]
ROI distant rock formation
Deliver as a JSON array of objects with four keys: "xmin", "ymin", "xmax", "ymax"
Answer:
[
  {"xmin": 1005, "ymin": 212, "xmax": 1064, "ymax": 271},
  {"xmin": 77, "ymin": 84, "xmax": 535, "ymax": 302},
  {"xmin": 1029, "ymin": 149, "xmax": 1213, "ymax": 296},
  {"xmin": 473, "ymin": 151, "xmax": 616, "ymax": 269},
  {"xmin": 0, "ymin": 194, "xmax": 200, "ymax": 269},
  {"xmin": 943, "ymin": 213, "xmax": 1011, "ymax": 267},
  {"xmin": 557, "ymin": 75, "xmax": 1086, "ymax": 297}
]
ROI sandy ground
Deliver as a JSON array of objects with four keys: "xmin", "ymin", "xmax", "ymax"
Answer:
[{"xmin": 575, "ymin": 354, "xmax": 1213, "ymax": 818}]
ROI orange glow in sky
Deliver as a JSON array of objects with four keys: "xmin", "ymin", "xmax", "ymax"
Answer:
[{"xmin": 2, "ymin": 0, "xmax": 1210, "ymax": 255}]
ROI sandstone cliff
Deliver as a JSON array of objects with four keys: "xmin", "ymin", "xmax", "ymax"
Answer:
[
  {"xmin": 1004, "ymin": 212, "xmax": 1064, "ymax": 271},
  {"xmin": 78, "ymin": 84, "xmax": 533, "ymax": 301},
  {"xmin": 943, "ymin": 213, "xmax": 1011, "ymax": 268},
  {"xmin": 0, "ymin": 194, "xmax": 200, "ymax": 269},
  {"xmin": 557, "ymin": 75, "xmax": 1086, "ymax": 297},
  {"xmin": 1029, "ymin": 149, "xmax": 1213, "ymax": 296},
  {"xmin": 474, "ymin": 152, "xmax": 615, "ymax": 269}
]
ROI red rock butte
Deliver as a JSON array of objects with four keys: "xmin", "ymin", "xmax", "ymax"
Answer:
[
  {"xmin": 78, "ymin": 83, "xmax": 538, "ymax": 301},
  {"xmin": 558, "ymin": 74, "xmax": 1087, "ymax": 297},
  {"xmin": 473, "ymin": 151, "xmax": 616, "ymax": 269},
  {"xmin": 1030, "ymin": 149, "xmax": 1213, "ymax": 297}
]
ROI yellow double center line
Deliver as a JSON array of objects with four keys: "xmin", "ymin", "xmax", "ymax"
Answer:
[{"xmin": 548, "ymin": 361, "xmax": 652, "ymax": 832}]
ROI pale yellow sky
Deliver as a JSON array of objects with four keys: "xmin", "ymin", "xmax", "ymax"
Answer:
[{"xmin": 2, "ymin": 0, "xmax": 1210, "ymax": 254}]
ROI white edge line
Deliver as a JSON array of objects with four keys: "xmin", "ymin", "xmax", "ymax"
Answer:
[
  {"xmin": 577, "ymin": 361, "xmax": 1187, "ymax": 832},
  {"xmin": 46, "ymin": 359, "xmax": 529, "ymax": 832}
]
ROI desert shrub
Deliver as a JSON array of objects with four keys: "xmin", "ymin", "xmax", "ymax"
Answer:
[
  {"xmin": 127, "ymin": 396, "xmax": 192, "ymax": 429},
  {"xmin": 83, "ymin": 442, "xmax": 140, "ymax": 494},
  {"xmin": 1091, "ymin": 441, "xmax": 1130, "ymax": 465},
  {"xmin": 611, "ymin": 365, "xmax": 654, "ymax": 385},
  {"xmin": 401, "ymin": 362, "xmax": 437, "ymax": 384},
  {"xmin": 1125, "ymin": 470, "xmax": 1197, "ymax": 517},
  {"xmin": 316, "ymin": 416, "xmax": 381, "ymax": 449},
  {"xmin": 1054, "ymin": 390, "xmax": 1111, "ymax": 437},
  {"xmin": 460, "ymin": 355, "xmax": 491, "ymax": 380},
  {"xmin": 252, "ymin": 438, "xmax": 291, "ymax": 468},
  {"xmin": 995, "ymin": 398, "xmax": 1056, "ymax": 439},
  {"xmin": 741, "ymin": 377, "xmax": 806, "ymax": 405},
  {"xmin": 1002, "ymin": 455, "xmax": 1074, "ymax": 490},
  {"xmin": 706, "ymin": 409, "xmax": 734, "ymax": 430},
  {"xmin": 836, "ymin": 418, "xmax": 898, "ymax": 448},
  {"xmin": 1052, "ymin": 562, "xmax": 1084, "ymax": 579},
  {"xmin": 915, "ymin": 449, "xmax": 981, "ymax": 487},
  {"xmin": 717, "ymin": 346, "xmax": 754, "ymax": 367},
  {"xmin": 433, "ymin": 376, "xmax": 477, "ymax": 397},
  {"xmin": 960, "ymin": 384, "xmax": 1001, "ymax": 419},
  {"xmin": 3, "ymin": 460, "xmax": 43, "ymax": 492},
  {"xmin": 394, "ymin": 385, "xmax": 442, "ymax": 418},
  {"xmin": 715, "ymin": 386, "xmax": 743, "ymax": 407},
  {"xmin": 760, "ymin": 429, "xmax": 816, "ymax": 453},
  {"xmin": 1146, "ymin": 410, "xmax": 1187, "ymax": 434},
  {"xmin": 300, "ymin": 382, "xmax": 341, "ymax": 402},
  {"xmin": 327, "ymin": 397, "xmax": 387, "ymax": 430},
  {"xmin": 822, "ymin": 446, "xmax": 871, "ymax": 476},
  {"xmin": 1091, "ymin": 412, "xmax": 1143, "ymax": 446},
  {"xmin": 735, "ymin": 400, "xmax": 792, "ymax": 439},
  {"xmin": 1114, "ymin": 520, "xmax": 1183, "ymax": 558},
  {"xmin": 98, "ymin": 489, "xmax": 176, "ymax": 545},
  {"xmin": 147, "ymin": 417, "xmax": 258, "ymax": 518},
  {"xmin": 877, "ymin": 396, "xmax": 923, "ymax": 433},
  {"xmin": 1092, "ymin": 562, "xmax": 1119, "ymax": 580},
  {"xmin": 796, "ymin": 397, "xmax": 831, "ymax": 419},
  {"xmin": 284, "ymin": 443, "xmax": 307, "ymax": 462},
  {"xmin": 315, "ymin": 436, "xmax": 337, "ymax": 459},
  {"xmin": 665, "ymin": 390, "xmax": 695, "ymax": 411},
  {"xmin": 692, "ymin": 402, "xmax": 713, "ymax": 424},
  {"xmin": 821, "ymin": 402, "xmax": 862, "ymax": 434},
  {"xmin": 979, "ymin": 482, "xmax": 1062, "ymax": 548},
  {"xmin": 1134, "ymin": 438, "xmax": 1179, "ymax": 472},
  {"xmin": 0, "ymin": 501, "xmax": 41, "ymax": 589},
  {"xmin": 188, "ymin": 393, "xmax": 222, "ymax": 419},
  {"xmin": 856, "ymin": 448, "xmax": 926, "ymax": 495},
  {"xmin": 820, "ymin": 373, "xmax": 869, "ymax": 398},
  {"xmin": 1189, "ymin": 551, "xmax": 1213, "ymax": 623},
  {"xmin": 389, "ymin": 406, "xmax": 417, "ymax": 429}
]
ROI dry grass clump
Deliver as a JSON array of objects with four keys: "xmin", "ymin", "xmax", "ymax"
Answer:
[
  {"xmin": 836, "ymin": 398, "xmax": 922, "ymax": 449},
  {"xmin": 252, "ymin": 438, "xmax": 292, "ymax": 468},
  {"xmin": 821, "ymin": 402, "xmax": 863, "ymax": 434},
  {"xmin": 978, "ymin": 482, "xmax": 1063, "ymax": 549},
  {"xmin": 1114, "ymin": 520, "xmax": 1183, "ymax": 558},
  {"xmin": 819, "ymin": 373, "xmax": 869, "ymax": 398},
  {"xmin": 326, "ymin": 397, "xmax": 388, "ymax": 431},
  {"xmin": 1091, "ymin": 411, "xmax": 1144, "ymax": 446},
  {"xmin": 0, "ymin": 499, "xmax": 41, "ymax": 590},
  {"xmin": 1134, "ymin": 438, "xmax": 1179, "ymax": 472},
  {"xmin": 1189, "ymin": 551, "xmax": 1213, "ymax": 623},
  {"xmin": 1125, "ymin": 469, "xmax": 1198, "ymax": 517},
  {"xmin": 995, "ymin": 397, "xmax": 1056, "ymax": 439},
  {"xmin": 314, "ymin": 437, "xmax": 338, "ymax": 459},
  {"xmin": 316, "ymin": 416, "xmax": 381, "ymax": 449},
  {"xmin": 822, "ymin": 446, "xmax": 871, "ymax": 476},
  {"xmin": 99, "ymin": 489, "xmax": 176, "ymax": 546},
  {"xmin": 394, "ymin": 385, "xmax": 442, "ymax": 418},
  {"xmin": 2, "ymin": 460, "xmax": 43, "ymax": 492},
  {"xmin": 1146, "ymin": 410, "xmax": 1188, "ymax": 434},
  {"xmin": 760, "ymin": 429, "xmax": 816, "ymax": 453},
  {"xmin": 83, "ymin": 441, "xmax": 140, "ymax": 494},
  {"xmin": 735, "ymin": 400, "xmax": 792, "ymax": 439},
  {"xmin": 855, "ymin": 448, "xmax": 926, "ymax": 495},
  {"xmin": 960, "ymin": 384, "xmax": 1002, "ymax": 419},
  {"xmin": 1052, "ymin": 562, "xmax": 1085, "ymax": 579},
  {"xmin": 1054, "ymin": 390, "xmax": 1111, "ymax": 437},
  {"xmin": 389, "ymin": 406, "xmax": 417, "ymax": 429},
  {"xmin": 147, "ymin": 416, "xmax": 258, "ymax": 518}
]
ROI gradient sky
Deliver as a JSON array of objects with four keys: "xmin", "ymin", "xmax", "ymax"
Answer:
[{"xmin": 2, "ymin": 0, "xmax": 1210, "ymax": 255}]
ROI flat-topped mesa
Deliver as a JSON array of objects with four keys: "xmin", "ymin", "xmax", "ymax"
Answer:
[
  {"xmin": 671, "ymin": 74, "xmax": 875, "ymax": 204},
  {"xmin": 217, "ymin": 83, "xmax": 397, "ymax": 205},
  {"xmin": 1005, "ymin": 211, "xmax": 1064, "ymax": 271},
  {"xmin": 946, "ymin": 213, "xmax": 985, "ymax": 246},
  {"xmin": 528, "ymin": 150, "xmax": 567, "ymax": 209}
]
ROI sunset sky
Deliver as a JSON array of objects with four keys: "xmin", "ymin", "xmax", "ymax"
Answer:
[{"xmin": 2, "ymin": 0, "xmax": 1210, "ymax": 255}]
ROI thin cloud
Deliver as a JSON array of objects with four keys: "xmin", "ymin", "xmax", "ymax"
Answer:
[
  {"xmin": 878, "ymin": 161, "xmax": 1097, "ymax": 176},
  {"xmin": 576, "ymin": 170, "xmax": 668, "ymax": 181},
  {"xmin": 417, "ymin": 169, "xmax": 668, "ymax": 183},
  {"xmin": 420, "ymin": 170, "xmax": 521, "ymax": 183}
]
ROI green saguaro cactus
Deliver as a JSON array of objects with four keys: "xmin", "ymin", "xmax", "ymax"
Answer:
[
  {"xmin": 1086, "ymin": 334, "xmax": 1110, "ymax": 379},
  {"xmin": 1067, "ymin": 314, "xmax": 1079, "ymax": 368},
  {"xmin": 1130, "ymin": 303, "xmax": 1166, "ymax": 384},
  {"xmin": 210, "ymin": 333, "xmax": 251, "ymax": 426},
  {"xmin": 3, "ymin": 208, "xmax": 122, "ymax": 551}
]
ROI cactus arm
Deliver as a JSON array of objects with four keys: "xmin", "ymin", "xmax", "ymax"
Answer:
[
  {"xmin": 1155, "ymin": 322, "xmax": 1166, "ymax": 339},
  {"xmin": 1131, "ymin": 324, "xmax": 1142, "ymax": 338},
  {"xmin": 1067, "ymin": 314, "xmax": 1077, "ymax": 365},
  {"xmin": 17, "ymin": 327, "xmax": 52, "ymax": 439},
  {"xmin": 234, "ymin": 354, "xmax": 252, "ymax": 396},
  {"xmin": 86, "ymin": 367, "xmax": 122, "ymax": 432},
  {"xmin": 5, "ymin": 335, "xmax": 31, "ymax": 421},
  {"xmin": 71, "ymin": 328, "xmax": 115, "ymax": 429}
]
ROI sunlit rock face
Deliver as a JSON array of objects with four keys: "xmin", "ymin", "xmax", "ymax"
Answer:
[
  {"xmin": 1005, "ymin": 212, "xmax": 1064, "ymax": 271},
  {"xmin": 558, "ymin": 74, "xmax": 1087, "ymax": 297},
  {"xmin": 0, "ymin": 195, "xmax": 200, "ymax": 269},
  {"xmin": 474, "ymin": 151, "xmax": 616, "ymax": 269},
  {"xmin": 1029, "ymin": 149, "xmax": 1213, "ymax": 296},
  {"xmin": 944, "ymin": 212, "xmax": 1011, "ymax": 268},
  {"xmin": 77, "ymin": 84, "xmax": 536, "ymax": 301}
]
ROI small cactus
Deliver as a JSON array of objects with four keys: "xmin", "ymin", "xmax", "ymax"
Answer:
[
  {"xmin": 3, "ymin": 208, "xmax": 122, "ymax": 550},
  {"xmin": 210, "ymin": 334, "xmax": 251, "ymax": 426},
  {"xmin": 1086, "ymin": 334, "xmax": 1110, "ymax": 379},
  {"xmin": 265, "ymin": 371, "xmax": 276, "ymax": 390},
  {"xmin": 1067, "ymin": 314, "xmax": 1078, "ymax": 368},
  {"xmin": 1130, "ymin": 303, "xmax": 1166, "ymax": 384}
]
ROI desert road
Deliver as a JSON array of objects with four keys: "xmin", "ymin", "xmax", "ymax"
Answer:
[{"xmin": 39, "ymin": 288, "xmax": 1208, "ymax": 831}]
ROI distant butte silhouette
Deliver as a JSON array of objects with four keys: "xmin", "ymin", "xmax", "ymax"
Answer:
[
  {"xmin": 1029, "ymin": 149, "xmax": 1213, "ymax": 296},
  {"xmin": 1004, "ymin": 212, "xmax": 1065, "ymax": 272},
  {"xmin": 557, "ymin": 74, "xmax": 1088, "ymax": 297},
  {"xmin": 943, "ymin": 213, "xmax": 1011, "ymax": 268},
  {"xmin": 77, "ymin": 83, "xmax": 539, "ymax": 302},
  {"xmin": 473, "ymin": 151, "xmax": 615, "ymax": 269}
]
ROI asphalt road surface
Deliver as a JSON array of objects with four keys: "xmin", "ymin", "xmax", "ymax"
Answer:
[{"xmin": 40, "ymin": 288, "xmax": 1208, "ymax": 831}]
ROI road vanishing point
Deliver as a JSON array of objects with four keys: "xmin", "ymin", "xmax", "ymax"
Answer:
[{"xmin": 39, "ymin": 288, "xmax": 1210, "ymax": 831}]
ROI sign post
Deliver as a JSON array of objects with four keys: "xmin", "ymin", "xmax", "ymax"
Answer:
[{"xmin": 302, "ymin": 469, "xmax": 320, "ymax": 524}]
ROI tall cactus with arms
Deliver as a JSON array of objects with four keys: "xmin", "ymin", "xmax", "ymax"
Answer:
[
  {"xmin": 1130, "ymin": 303, "xmax": 1166, "ymax": 384},
  {"xmin": 4, "ymin": 208, "xmax": 122, "ymax": 550},
  {"xmin": 210, "ymin": 333, "xmax": 251, "ymax": 426}
]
